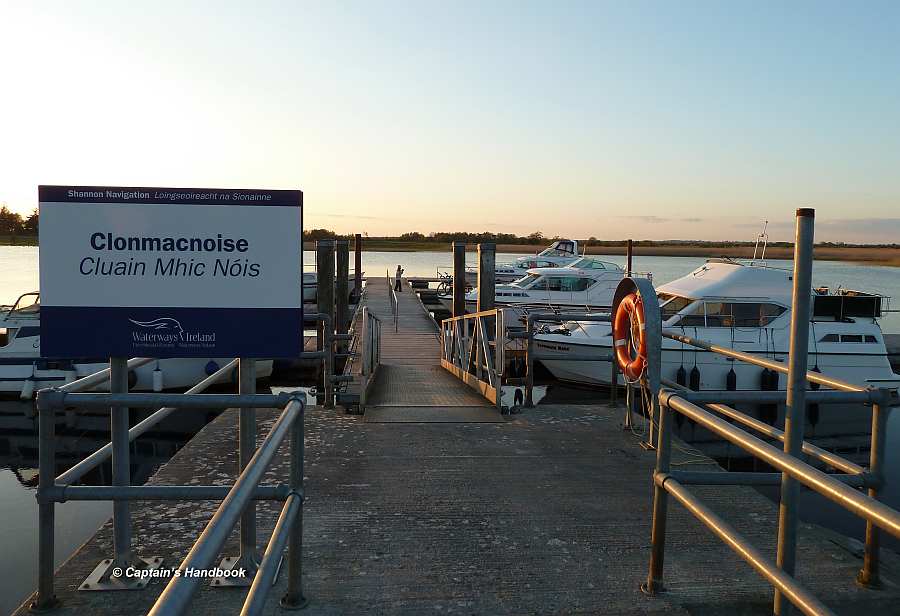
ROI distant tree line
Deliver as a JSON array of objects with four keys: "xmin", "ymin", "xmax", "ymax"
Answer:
[
  {"xmin": 0, "ymin": 206, "xmax": 38, "ymax": 235},
  {"xmin": 303, "ymin": 227, "xmax": 899, "ymax": 249}
]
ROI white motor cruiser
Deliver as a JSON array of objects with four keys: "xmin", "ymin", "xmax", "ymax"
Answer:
[
  {"xmin": 466, "ymin": 257, "xmax": 626, "ymax": 318},
  {"xmin": 534, "ymin": 259, "xmax": 898, "ymax": 445},
  {"xmin": 0, "ymin": 292, "xmax": 273, "ymax": 398},
  {"xmin": 494, "ymin": 239, "xmax": 583, "ymax": 282}
]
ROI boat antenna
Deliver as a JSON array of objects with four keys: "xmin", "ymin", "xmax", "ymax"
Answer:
[{"xmin": 751, "ymin": 220, "xmax": 769, "ymax": 265}]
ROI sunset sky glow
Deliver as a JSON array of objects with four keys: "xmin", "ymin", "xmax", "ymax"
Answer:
[{"xmin": 1, "ymin": 1, "xmax": 898, "ymax": 243}]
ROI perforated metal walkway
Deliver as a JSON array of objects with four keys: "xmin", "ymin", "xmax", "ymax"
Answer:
[{"xmin": 363, "ymin": 279, "xmax": 495, "ymax": 421}]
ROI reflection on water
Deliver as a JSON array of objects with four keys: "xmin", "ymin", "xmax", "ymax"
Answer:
[{"xmin": 0, "ymin": 399, "xmax": 223, "ymax": 615}]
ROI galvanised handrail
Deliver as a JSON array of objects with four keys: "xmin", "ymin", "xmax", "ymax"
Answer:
[
  {"xmin": 59, "ymin": 357, "xmax": 155, "ymax": 393},
  {"xmin": 639, "ymin": 208, "xmax": 900, "ymax": 615},
  {"xmin": 439, "ymin": 307, "xmax": 506, "ymax": 411},
  {"xmin": 148, "ymin": 397, "xmax": 306, "ymax": 615},
  {"xmin": 35, "ymin": 387, "xmax": 309, "ymax": 615},
  {"xmin": 57, "ymin": 359, "xmax": 239, "ymax": 485}
]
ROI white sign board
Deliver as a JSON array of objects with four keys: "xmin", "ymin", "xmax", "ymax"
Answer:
[{"xmin": 39, "ymin": 185, "xmax": 303, "ymax": 358}]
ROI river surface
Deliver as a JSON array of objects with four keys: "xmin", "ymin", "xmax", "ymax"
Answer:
[{"xmin": 0, "ymin": 246, "xmax": 898, "ymax": 612}]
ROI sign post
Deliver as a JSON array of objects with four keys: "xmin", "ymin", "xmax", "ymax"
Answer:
[{"xmin": 39, "ymin": 185, "xmax": 303, "ymax": 590}]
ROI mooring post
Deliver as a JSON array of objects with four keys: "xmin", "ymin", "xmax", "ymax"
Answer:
[
  {"xmin": 476, "ymin": 243, "xmax": 495, "ymax": 382},
  {"xmin": 35, "ymin": 393, "xmax": 57, "ymax": 610},
  {"xmin": 336, "ymin": 239, "xmax": 350, "ymax": 357},
  {"xmin": 774, "ymin": 208, "xmax": 815, "ymax": 616},
  {"xmin": 110, "ymin": 357, "xmax": 134, "ymax": 567},
  {"xmin": 477, "ymin": 242, "xmax": 496, "ymax": 313},
  {"xmin": 626, "ymin": 239, "xmax": 633, "ymax": 276},
  {"xmin": 857, "ymin": 397, "xmax": 889, "ymax": 588},
  {"xmin": 452, "ymin": 241, "xmax": 466, "ymax": 318},
  {"xmin": 281, "ymin": 404, "xmax": 309, "ymax": 609},
  {"xmin": 216, "ymin": 358, "xmax": 260, "ymax": 584},
  {"xmin": 316, "ymin": 239, "xmax": 335, "ymax": 408},
  {"xmin": 354, "ymin": 233, "xmax": 363, "ymax": 303}
]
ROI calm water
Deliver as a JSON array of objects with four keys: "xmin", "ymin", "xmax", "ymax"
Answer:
[{"xmin": 1, "ymin": 246, "xmax": 899, "ymax": 611}]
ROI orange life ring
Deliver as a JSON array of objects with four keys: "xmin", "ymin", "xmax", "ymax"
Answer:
[{"xmin": 613, "ymin": 292, "xmax": 647, "ymax": 380}]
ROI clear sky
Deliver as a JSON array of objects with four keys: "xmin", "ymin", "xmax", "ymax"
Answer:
[{"xmin": 1, "ymin": 1, "xmax": 898, "ymax": 243}]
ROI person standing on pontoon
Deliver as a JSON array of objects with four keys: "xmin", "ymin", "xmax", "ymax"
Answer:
[{"xmin": 395, "ymin": 265, "xmax": 404, "ymax": 292}]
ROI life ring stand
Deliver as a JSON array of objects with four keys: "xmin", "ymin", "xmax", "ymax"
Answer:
[{"xmin": 613, "ymin": 292, "xmax": 647, "ymax": 381}]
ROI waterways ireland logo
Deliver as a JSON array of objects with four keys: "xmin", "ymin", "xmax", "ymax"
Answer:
[{"xmin": 129, "ymin": 317, "xmax": 215, "ymax": 348}]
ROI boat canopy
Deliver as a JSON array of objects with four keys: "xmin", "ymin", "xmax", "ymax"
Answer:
[{"xmin": 657, "ymin": 261, "xmax": 793, "ymax": 307}]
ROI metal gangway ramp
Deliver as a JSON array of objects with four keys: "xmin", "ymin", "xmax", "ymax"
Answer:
[{"xmin": 362, "ymin": 276, "xmax": 497, "ymax": 422}]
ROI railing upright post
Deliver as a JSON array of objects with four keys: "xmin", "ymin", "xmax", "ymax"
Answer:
[
  {"xmin": 110, "ymin": 357, "xmax": 134, "ymax": 566},
  {"xmin": 774, "ymin": 208, "xmax": 815, "ymax": 616},
  {"xmin": 645, "ymin": 392, "xmax": 673, "ymax": 593},
  {"xmin": 525, "ymin": 315, "xmax": 534, "ymax": 408},
  {"xmin": 495, "ymin": 309, "xmax": 504, "ymax": 413},
  {"xmin": 217, "ymin": 358, "xmax": 261, "ymax": 584},
  {"xmin": 624, "ymin": 383, "xmax": 634, "ymax": 430},
  {"xmin": 34, "ymin": 395, "xmax": 57, "ymax": 610},
  {"xmin": 858, "ymin": 398, "xmax": 889, "ymax": 588},
  {"xmin": 609, "ymin": 359, "xmax": 618, "ymax": 406},
  {"xmin": 281, "ymin": 403, "xmax": 308, "ymax": 609}
]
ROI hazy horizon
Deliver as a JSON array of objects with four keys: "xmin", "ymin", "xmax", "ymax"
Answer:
[{"xmin": 1, "ymin": 2, "xmax": 898, "ymax": 244}]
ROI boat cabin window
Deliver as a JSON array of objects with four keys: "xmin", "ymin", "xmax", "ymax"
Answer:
[
  {"xmin": 540, "ymin": 240, "xmax": 576, "ymax": 257},
  {"xmin": 519, "ymin": 259, "xmax": 559, "ymax": 269},
  {"xmin": 0, "ymin": 327, "xmax": 13, "ymax": 347},
  {"xmin": 540, "ymin": 276, "xmax": 593, "ymax": 292},
  {"xmin": 841, "ymin": 334, "xmax": 863, "ymax": 343},
  {"xmin": 668, "ymin": 301, "xmax": 786, "ymax": 327},
  {"xmin": 569, "ymin": 258, "xmax": 607, "ymax": 270},
  {"xmin": 658, "ymin": 294, "xmax": 693, "ymax": 321},
  {"xmin": 512, "ymin": 273, "xmax": 541, "ymax": 288},
  {"xmin": 703, "ymin": 302, "xmax": 786, "ymax": 327},
  {"xmin": 818, "ymin": 333, "xmax": 840, "ymax": 343}
]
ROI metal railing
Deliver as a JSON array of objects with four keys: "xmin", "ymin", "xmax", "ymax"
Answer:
[
  {"xmin": 358, "ymin": 306, "xmax": 382, "ymax": 412},
  {"xmin": 635, "ymin": 208, "xmax": 900, "ymax": 616},
  {"xmin": 386, "ymin": 269, "xmax": 399, "ymax": 332},
  {"xmin": 440, "ymin": 308, "xmax": 506, "ymax": 411},
  {"xmin": 33, "ymin": 366, "xmax": 310, "ymax": 615},
  {"xmin": 30, "ymin": 312, "xmax": 340, "ymax": 613}
]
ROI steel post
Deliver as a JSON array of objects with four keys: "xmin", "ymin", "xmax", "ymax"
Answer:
[
  {"xmin": 317, "ymin": 240, "xmax": 335, "ymax": 408},
  {"xmin": 354, "ymin": 233, "xmax": 362, "ymax": 302},
  {"xmin": 609, "ymin": 360, "xmax": 618, "ymax": 405},
  {"xmin": 624, "ymin": 384, "xmax": 633, "ymax": 430},
  {"xmin": 336, "ymin": 239, "xmax": 350, "ymax": 357},
  {"xmin": 110, "ymin": 357, "xmax": 134, "ymax": 566},
  {"xmin": 281, "ymin": 405, "xmax": 308, "ymax": 609},
  {"xmin": 644, "ymin": 396, "xmax": 672, "ymax": 593},
  {"xmin": 216, "ymin": 358, "xmax": 261, "ymax": 585},
  {"xmin": 34, "ymin": 399, "xmax": 57, "ymax": 610},
  {"xmin": 774, "ymin": 208, "xmax": 815, "ymax": 616},
  {"xmin": 452, "ymin": 241, "xmax": 466, "ymax": 318},
  {"xmin": 524, "ymin": 316, "xmax": 534, "ymax": 407},
  {"xmin": 79, "ymin": 358, "xmax": 163, "ymax": 591},
  {"xmin": 858, "ymin": 401, "xmax": 889, "ymax": 588}
]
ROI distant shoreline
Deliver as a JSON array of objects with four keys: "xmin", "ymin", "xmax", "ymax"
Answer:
[
  {"xmin": 4, "ymin": 236, "xmax": 895, "ymax": 267},
  {"xmin": 303, "ymin": 240, "xmax": 900, "ymax": 267}
]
